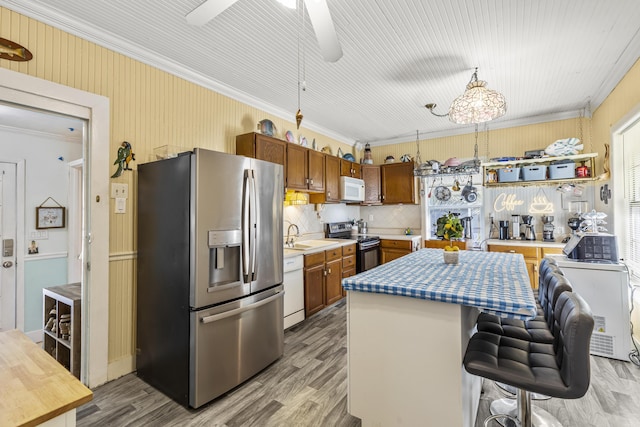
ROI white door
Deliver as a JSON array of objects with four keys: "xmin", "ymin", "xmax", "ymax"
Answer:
[
  {"xmin": 0, "ymin": 162, "xmax": 17, "ymax": 331},
  {"xmin": 68, "ymin": 160, "xmax": 83, "ymax": 284}
]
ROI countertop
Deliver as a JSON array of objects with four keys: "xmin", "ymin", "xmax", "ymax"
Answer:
[
  {"xmin": 284, "ymin": 239, "xmax": 356, "ymax": 258},
  {"xmin": 0, "ymin": 329, "xmax": 93, "ymax": 426},
  {"xmin": 342, "ymin": 248, "xmax": 537, "ymax": 320},
  {"xmin": 283, "ymin": 234, "xmax": 422, "ymax": 258},
  {"xmin": 486, "ymin": 239, "xmax": 566, "ymax": 249}
]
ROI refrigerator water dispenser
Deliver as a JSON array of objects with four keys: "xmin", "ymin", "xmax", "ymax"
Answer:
[{"xmin": 208, "ymin": 230, "xmax": 242, "ymax": 288}]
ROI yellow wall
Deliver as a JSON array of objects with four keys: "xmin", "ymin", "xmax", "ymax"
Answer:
[
  {"xmin": 3, "ymin": 6, "xmax": 640, "ymax": 378},
  {"xmin": 0, "ymin": 7, "xmax": 350, "ymax": 376},
  {"xmin": 371, "ymin": 117, "xmax": 592, "ymax": 167}
]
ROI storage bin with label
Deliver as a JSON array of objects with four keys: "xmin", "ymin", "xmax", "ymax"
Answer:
[
  {"xmin": 548, "ymin": 161, "xmax": 576, "ymax": 179},
  {"xmin": 521, "ymin": 165, "xmax": 547, "ymax": 181},
  {"xmin": 497, "ymin": 167, "xmax": 521, "ymax": 182}
]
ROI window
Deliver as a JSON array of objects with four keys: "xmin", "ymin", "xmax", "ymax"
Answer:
[{"xmin": 623, "ymin": 128, "xmax": 640, "ymax": 279}]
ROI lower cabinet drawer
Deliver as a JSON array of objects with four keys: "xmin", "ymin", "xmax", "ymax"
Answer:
[
  {"xmin": 381, "ymin": 239, "xmax": 412, "ymax": 250},
  {"xmin": 343, "ymin": 254, "xmax": 356, "ymax": 269},
  {"xmin": 488, "ymin": 244, "xmax": 539, "ymax": 259}
]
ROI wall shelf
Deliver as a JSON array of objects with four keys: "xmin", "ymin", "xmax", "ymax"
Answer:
[{"xmin": 482, "ymin": 153, "xmax": 598, "ymax": 187}]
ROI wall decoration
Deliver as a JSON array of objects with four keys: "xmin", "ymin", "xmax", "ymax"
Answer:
[
  {"xmin": 493, "ymin": 192, "xmax": 524, "ymax": 212},
  {"xmin": 0, "ymin": 37, "xmax": 33, "ymax": 62},
  {"xmin": 36, "ymin": 197, "xmax": 66, "ymax": 229},
  {"xmin": 112, "ymin": 141, "xmax": 135, "ymax": 178}
]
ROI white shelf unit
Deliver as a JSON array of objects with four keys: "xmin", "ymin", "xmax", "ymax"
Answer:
[{"xmin": 43, "ymin": 283, "xmax": 81, "ymax": 378}]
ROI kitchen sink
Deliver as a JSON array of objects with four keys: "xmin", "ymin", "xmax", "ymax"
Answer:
[{"xmin": 285, "ymin": 239, "xmax": 339, "ymax": 250}]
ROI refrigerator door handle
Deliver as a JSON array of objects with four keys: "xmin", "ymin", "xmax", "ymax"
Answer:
[
  {"xmin": 250, "ymin": 169, "xmax": 259, "ymax": 282},
  {"xmin": 200, "ymin": 290, "xmax": 284, "ymax": 324},
  {"xmin": 242, "ymin": 170, "xmax": 251, "ymax": 282}
]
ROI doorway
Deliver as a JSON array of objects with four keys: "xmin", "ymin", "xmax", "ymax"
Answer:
[
  {"xmin": 0, "ymin": 67, "xmax": 110, "ymax": 388},
  {"xmin": 0, "ymin": 162, "xmax": 18, "ymax": 331}
]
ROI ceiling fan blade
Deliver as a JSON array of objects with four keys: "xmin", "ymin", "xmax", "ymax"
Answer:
[
  {"xmin": 304, "ymin": 0, "xmax": 343, "ymax": 62},
  {"xmin": 186, "ymin": 0, "xmax": 240, "ymax": 26}
]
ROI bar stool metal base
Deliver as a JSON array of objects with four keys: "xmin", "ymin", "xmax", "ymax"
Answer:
[
  {"xmin": 496, "ymin": 382, "xmax": 552, "ymax": 400},
  {"xmin": 490, "ymin": 398, "xmax": 563, "ymax": 427}
]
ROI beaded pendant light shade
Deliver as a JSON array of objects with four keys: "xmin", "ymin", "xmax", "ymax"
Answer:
[{"xmin": 448, "ymin": 68, "xmax": 506, "ymax": 124}]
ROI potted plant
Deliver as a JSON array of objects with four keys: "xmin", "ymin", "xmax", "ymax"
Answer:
[{"xmin": 441, "ymin": 213, "xmax": 463, "ymax": 264}]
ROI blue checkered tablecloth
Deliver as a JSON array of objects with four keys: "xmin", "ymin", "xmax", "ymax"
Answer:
[{"xmin": 342, "ymin": 249, "xmax": 537, "ymax": 320}]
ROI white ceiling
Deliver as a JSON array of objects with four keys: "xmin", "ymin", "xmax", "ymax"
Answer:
[
  {"xmin": 3, "ymin": 0, "xmax": 640, "ymax": 146},
  {"xmin": 0, "ymin": 102, "xmax": 84, "ymax": 143}
]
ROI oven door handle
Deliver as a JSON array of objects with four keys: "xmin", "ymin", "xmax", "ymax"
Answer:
[{"xmin": 200, "ymin": 291, "xmax": 284, "ymax": 324}]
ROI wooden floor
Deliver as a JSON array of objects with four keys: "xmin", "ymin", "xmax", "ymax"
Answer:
[{"xmin": 78, "ymin": 299, "xmax": 640, "ymax": 426}]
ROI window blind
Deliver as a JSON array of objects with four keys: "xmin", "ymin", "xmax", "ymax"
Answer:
[{"xmin": 624, "ymin": 136, "xmax": 640, "ymax": 279}]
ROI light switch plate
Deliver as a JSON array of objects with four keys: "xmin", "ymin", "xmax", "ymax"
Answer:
[{"xmin": 111, "ymin": 183, "xmax": 129, "ymax": 199}]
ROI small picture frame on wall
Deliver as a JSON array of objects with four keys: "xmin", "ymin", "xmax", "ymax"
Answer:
[{"xmin": 36, "ymin": 206, "xmax": 66, "ymax": 229}]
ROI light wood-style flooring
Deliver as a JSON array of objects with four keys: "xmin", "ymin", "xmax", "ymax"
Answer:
[{"xmin": 77, "ymin": 299, "xmax": 640, "ymax": 426}]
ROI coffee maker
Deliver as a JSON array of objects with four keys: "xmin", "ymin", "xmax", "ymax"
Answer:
[
  {"xmin": 499, "ymin": 220, "xmax": 510, "ymax": 240},
  {"xmin": 511, "ymin": 215, "xmax": 521, "ymax": 240},
  {"xmin": 541, "ymin": 215, "xmax": 555, "ymax": 242},
  {"xmin": 521, "ymin": 215, "xmax": 536, "ymax": 241}
]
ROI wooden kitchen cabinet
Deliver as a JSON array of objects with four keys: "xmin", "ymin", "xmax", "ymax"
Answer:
[
  {"xmin": 287, "ymin": 144, "xmax": 325, "ymax": 192},
  {"xmin": 342, "ymin": 243, "xmax": 357, "ymax": 296},
  {"xmin": 340, "ymin": 159, "xmax": 361, "ymax": 178},
  {"xmin": 380, "ymin": 239, "xmax": 419, "ymax": 264},
  {"xmin": 304, "ymin": 246, "xmax": 345, "ymax": 317},
  {"xmin": 380, "ymin": 161, "xmax": 417, "ymax": 204},
  {"xmin": 304, "ymin": 252, "xmax": 326, "ymax": 317},
  {"xmin": 310, "ymin": 154, "xmax": 340, "ymax": 204},
  {"xmin": 425, "ymin": 239, "xmax": 468, "ymax": 250},
  {"xmin": 325, "ymin": 247, "xmax": 343, "ymax": 305},
  {"xmin": 487, "ymin": 244, "xmax": 541, "ymax": 289},
  {"xmin": 361, "ymin": 164, "xmax": 382, "ymax": 205},
  {"xmin": 236, "ymin": 132, "xmax": 287, "ymax": 168}
]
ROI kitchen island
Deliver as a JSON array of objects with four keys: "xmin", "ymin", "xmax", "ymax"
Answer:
[
  {"xmin": 0, "ymin": 329, "xmax": 93, "ymax": 426},
  {"xmin": 342, "ymin": 249, "xmax": 535, "ymax": 427}
]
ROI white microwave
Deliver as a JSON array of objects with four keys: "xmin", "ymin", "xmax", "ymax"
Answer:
[{"xmin": 339, "ymin": 176, "xmax": 365, "ymax": 202}]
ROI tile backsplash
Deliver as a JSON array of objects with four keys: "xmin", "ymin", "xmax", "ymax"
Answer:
[{"xmin": 283, "ymin": 203, "xmax": 422, "ymax": 239}]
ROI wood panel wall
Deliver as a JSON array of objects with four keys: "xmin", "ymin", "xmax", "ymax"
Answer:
[{"xmin": 0, "ymin": 6, "xmax": 350, "ymax": 379}]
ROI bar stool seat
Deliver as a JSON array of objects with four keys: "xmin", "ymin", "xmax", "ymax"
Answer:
[{"xmin": 464, "ymin": 292, "xmax": 594, "ymax": 427}]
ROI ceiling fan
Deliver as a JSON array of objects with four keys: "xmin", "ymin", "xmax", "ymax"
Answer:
[{"xmin": 186, "ymin": 0, "xmax": 343, "ymax": 62}]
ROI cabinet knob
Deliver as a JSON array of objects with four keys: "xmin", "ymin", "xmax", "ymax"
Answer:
[
  {"xmin": 309, "ymin": 179, "xmax": 314, "ymax": 185},
  {"xmin": 327, "ymin": 268, "xmax": 332, "ymax": 274},
  {"xmin": 327, "ymin": 191, "xmax": 331, "ymax": 197}
]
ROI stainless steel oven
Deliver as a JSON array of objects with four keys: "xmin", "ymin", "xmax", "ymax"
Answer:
[
  {"xmin": 326, "ymin": 222, "xmax": 380, "ymax": 273},
  {"xmin": 356, "ymin": 237, "xmax": 380, "ymax": 273}
]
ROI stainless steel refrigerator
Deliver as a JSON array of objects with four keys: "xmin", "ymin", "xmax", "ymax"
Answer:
[{"xmin": 136, "ymin": 148, "xmax": 284, "ymax": 408}]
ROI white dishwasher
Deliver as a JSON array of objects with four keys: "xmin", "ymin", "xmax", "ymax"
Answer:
[{"xmin": 283, "ymin": 254, "xmax": 305, "ymax": 329}]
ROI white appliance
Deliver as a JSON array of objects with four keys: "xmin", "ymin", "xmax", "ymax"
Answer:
[
  {"xmin": 340, "ymin": 176, "xmax": 365, "ymax": 202},
  {"xmin": 548, "ymin": 255, "xmax": 632, "ymax": 361},
  {"xmin": 283, "ymin": 254, "xmax": 305, "ymax": 329}
]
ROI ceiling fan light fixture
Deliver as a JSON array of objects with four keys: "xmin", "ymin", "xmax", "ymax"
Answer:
[{"xmin": 448, "ymin": 68, "xmax": 506, "ymax": 124}]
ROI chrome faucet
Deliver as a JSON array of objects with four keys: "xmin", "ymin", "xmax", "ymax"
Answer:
[{"xmin": 285, "ymin": 223, "xmax": 300, "ymax": 247}]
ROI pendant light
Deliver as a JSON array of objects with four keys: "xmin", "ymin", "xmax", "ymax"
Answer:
[
  {"xmin": 448, "ymin": 68, "xmax": 506, "ymax": 124},
  {"xmin": 426, "ymin": 67, "xmax": 506, "ymax": 125}
]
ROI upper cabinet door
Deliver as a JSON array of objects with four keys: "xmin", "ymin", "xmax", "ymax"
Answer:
[
  {"xmin": 380, "ymin": 162, "xmax": 416, "ymax": 204},
  {"xmin": 340, "ymin": 159, "xmax": 361, "ymax": 178},
  {"xmin": 307, "ymin": 150, "xmax": 325, "ymax": 192},
  {"xmin": 325, "ymin": 155, "xmax": 341, "ymax": 202},
  {"xmin": 286, "ymin": 144, "xmax": 309, "ymax": 190},
  {"xmin": 361, "ymin": 165, "xmax": 381, "ymax": 205}
]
